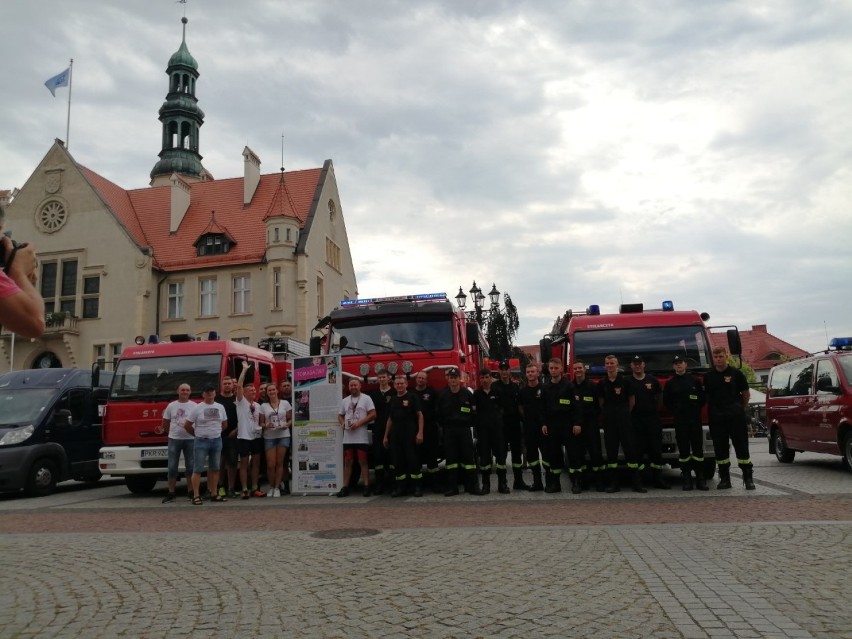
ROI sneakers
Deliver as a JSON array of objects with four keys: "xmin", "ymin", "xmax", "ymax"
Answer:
[
  {"xmin": 251, "ymin": 489, "xmax": 267, "ymax": 498},
  {"xmin": 336, "ymin": 486, "xmax": 350, "ymax": 498},
  {"xmin": 161, "ymin": 493, "xmax": 176, "ymax": 504},
  {"xmin": 217, "ymin": 486, "xmax": 226, "ymax": 497},
  {"xmin": 241, "ymin": 490, "xmax": 250, "ymax": 500},
  {"xmin": 270, "ymin": 488, "xmax": 280, "ymax": 497}
]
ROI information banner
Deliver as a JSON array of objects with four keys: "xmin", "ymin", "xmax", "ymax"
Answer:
[{"xmin": 291, "ymin": 355, "xmax": 343, "ymax": 495}]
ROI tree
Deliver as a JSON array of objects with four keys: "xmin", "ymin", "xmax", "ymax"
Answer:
[
  {"xmin": 728, "ymin": 355, "xmax": 759, "ymax": 386},
  {"xmin": 484, "ymin": 292, "xmax": 519, "ymax": 361}
]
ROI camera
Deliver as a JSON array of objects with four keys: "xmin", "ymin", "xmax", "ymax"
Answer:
[{"xmin": 0, "ymin": 231, "xmax": 26, "ymax": 272}]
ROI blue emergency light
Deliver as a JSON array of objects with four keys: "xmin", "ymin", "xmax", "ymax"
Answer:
[
  {"xmin": 587, "ymin": 305, "xmax": 601, "ymax": 315},
  {"xmin": 662, "ymin": 300, "xmax": 674, "ymax": 311},
  {"xmin": 829, "ymin": 337, "xmax": 852, "ymax": 351},
  {"xmin": 340, "ymin": 292, "xmax": 446, "ymax": 307}
]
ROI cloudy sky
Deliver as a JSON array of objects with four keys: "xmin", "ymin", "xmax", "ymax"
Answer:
[{"xmin": 1, "ymin": 1, "xmax": 850, "ymax": 352}]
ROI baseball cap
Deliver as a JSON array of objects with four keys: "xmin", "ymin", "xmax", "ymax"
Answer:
[
  {"xmin": 498, "ymin": 360, "xmax": 510, "ymax": 370},
  {"xmin": 631, "ymin": 355, "xmax": 644, "ymax": 363},
  {"xmin": 480, "ymin": 367, "xmax": 493, "ymax": 376},
  {"xmin": 446, "ymin": 368, "xmax": 460, "ymax": 377},
  {"xmin": 202, "ymin": 383, "xmax": 216, "ymax": 392},
  {"xmin": 672, "ymin": 354, "xmax": 685, "ymax": 363}
]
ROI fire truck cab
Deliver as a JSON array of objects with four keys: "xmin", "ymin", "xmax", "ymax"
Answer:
[
  {"xmin": 542, "ymin": 301, "xmax": 742, "ymax": 473},
  {"xmin": 314, "ymin": 292, "xmax": 488, "ymax": 392}
]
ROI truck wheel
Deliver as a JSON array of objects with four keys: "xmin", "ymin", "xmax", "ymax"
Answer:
[
  {"xmin": 702, "ymin": 459, "xmax": 716, "ymax": 480},
  {"xmin": 842, "ymin": 432, "xmax": 852, "ymax": 473},
  {"xmin": 26, "ymin": 458, "xmax": 59, "ymax": 497},
  {"xmin": 125, "ymin": 475, "xmax": 158, "ymax": 494},
  {"xmin": 772, "ymin": 430, "xmax": 795, "ymax": 463}
]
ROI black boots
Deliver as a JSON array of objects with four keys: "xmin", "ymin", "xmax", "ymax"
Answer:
[
  {"xmin": 650, "ymin": 469, "xmax": 670, "ymax": 489},
  {"xmin": 496, "ymin": 470, "xmax": 510, "ymax": 494},
  {"xmin": 716, "ymin": 465, "xmax": 732, "ymax": 490},
  {"xmin": 444, "ymin": 469, "xmax": 459, "ymax": 496},
  {"xmin": 630, "ymin": 470, "xmax": 647, "ymax": 493},
  {"xmin": 605, "ymin": 470, "xmax": 620, "ymax": 493},
  {"xmin": 412, "ymin": 478, "xmax": 423, "ymax": 497},
  {"xmin": 742, "ymin": 466, "xmax": 756, "ymax": 490},
  {"xmin": 512, "ymin": 469, "xmax": 530, "ymax": 490},
  {"xmin": 480, "ymin": 472, "xmax": 491, "ymax": 495},
  {"xmin": 544, "ymin": 471, "xmax": 562, "ymax": 493},
  {"xmin": 681, "ymin": 469, "xmax": 694, "ymax": 491},
  {"xmin": 570, "ymin": 474, "xmax": 582, "ymax": 494},
  {"xmin": 694, "ymin": 468, "xmax": 708, "ymax": 491},
  {"xmin": 529, "ymin": 470, "xmax": 544, "ymax": 492}
]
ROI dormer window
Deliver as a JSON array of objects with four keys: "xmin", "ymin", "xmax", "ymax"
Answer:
[{"xmin": 197, "ymin": 233, "xmax": 231, "ymax": 256}]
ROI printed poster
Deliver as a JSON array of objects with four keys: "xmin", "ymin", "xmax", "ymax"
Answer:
[{"xmin": 291, "ymin": 355, "xmax": 343, "ymax": 495}]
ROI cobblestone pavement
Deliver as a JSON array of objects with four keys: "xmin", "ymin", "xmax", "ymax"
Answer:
[{"xmin": 2, "ymin": 444, "xmax": 850, "ymax": 638}]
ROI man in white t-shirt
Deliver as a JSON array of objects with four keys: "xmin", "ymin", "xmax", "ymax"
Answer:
[
  {"xmin": 336, "ymin": 378, "xmax": 376, "ymax": 497},
  {"xmin": 234, "ymin": 361, "xmax": 266, "ymax": 499},
  {"xmin": 158, "ymin": 383, "xmax": 196, "ymax": 503},
  {"xmin": 184, "ymin": 383, "xmax": 228, "ymax": 504}
]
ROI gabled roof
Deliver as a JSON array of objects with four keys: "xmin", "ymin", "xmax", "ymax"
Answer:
[
  {"xmin": 77, "ymin": 164, "xmax": 324, "ymax": 272},
  {"xmin": 194, "ymin": 213, "xmax": 236, "ymax": 246},
  {"xmin": 710, "ymin": 324, "xmax": 808, "ymax": 371}
]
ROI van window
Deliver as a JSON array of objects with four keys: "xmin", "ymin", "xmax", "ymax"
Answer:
[
  {"xmin": 815, "ymin": 359, "xmax": 840, "ymax": 395},
  {"xmin": 769, "ymin": 360, "xmax": 814, "ymax": 398},
  {"xmin": 57, "ymin": 390, "xmax": 87, "ymax": 426}
]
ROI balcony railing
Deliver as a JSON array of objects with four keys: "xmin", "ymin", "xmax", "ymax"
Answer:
[{"xmin": 0, "ymin": 312, "xmax": 79, "ymax": 338}]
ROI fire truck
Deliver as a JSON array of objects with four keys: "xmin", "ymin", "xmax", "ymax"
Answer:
[
  {"xmin": 312, "ymin": 292, "xmax": 488, "ymax": 391},
  {"xmin": 541, "ymin": 301, "xmax": 742, "ymax": 474},
  {"xmin": 98, "ymin": 335, "xmax": 288, "ymax": 494}
]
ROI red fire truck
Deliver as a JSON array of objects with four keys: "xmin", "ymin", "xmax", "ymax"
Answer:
[
  {"xmin": 98, "ymin": 336, "xmax": 287, "ymax": 494},
  {"xmin": 313, "ymin": 292, "xmax": 488, "ymax": 391},
  {"xmin": 541, "ymin": 301, "xmax": 742, "ymax": 474}
]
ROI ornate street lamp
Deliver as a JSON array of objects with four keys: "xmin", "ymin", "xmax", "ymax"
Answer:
[
  {"xmin": 488, "ymin": 283, "xmax": 500, "ymax": 308},
  {"xmin": 455, "ymin": 286, "xmax": 467, "ymax": 310}
]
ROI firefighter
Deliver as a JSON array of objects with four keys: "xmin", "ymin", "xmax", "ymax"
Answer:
[
  {"xmin": 474, "ymin": 368, "xmax": 509, "ymax": 494},
  {"xmin": 369, "ymin": 369, "xmax": 395, "ymax": 495},
  {"xmin": 518, "ymin": 361, "xmax": 546, "ymax": 491},
  {"xmin": 436, "ymin": 368, "xmax": 482, "ymax": 496},
  {"xmin": 596, "ymin": 355, "xmax": 646, "ymax": 493},
  {"xmin": 492, "ymin": 360, "xmax": 528, "ymax": 489},
  {"xmin": 541, "ymin": 358, "xmax": 575, "ymax": 493},
  {"xmin": 384, "ymin": 376, "xmax": 424, "ymax": 497},
  {"xmin": 571, "ymin": 360, "xmax": 606, "ymax": 492},
  {"xmin": 704, "ymin": 346, "xmax": 754, "ymax": 490},
  {"xmin": 628, "ymin": 355, "xmax": 669, "ymax": 489},
  {"xmin": 662, "ymin": 355, "xmax": 707, "ymax": 490},
  {"xmin": 413, "ymin": 371, "xmax": 441, "ymax": 493}
]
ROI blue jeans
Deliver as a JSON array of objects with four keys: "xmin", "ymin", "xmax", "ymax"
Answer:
[
  {"xmin": 167, "ymin": 438, "xmax": 194, "ymax": 479},
  {"xmin": 193, "ymin": 437, "xmax": 222, "ymax": 473}
]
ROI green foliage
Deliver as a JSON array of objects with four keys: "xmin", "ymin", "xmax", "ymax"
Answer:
[
  {"xmin": 484, "ymin": 293, "xmax": 520, "ymax": 361},
  {"xmin": 728, "ymin": 355, "xmax": 758, "ymax": 385}
]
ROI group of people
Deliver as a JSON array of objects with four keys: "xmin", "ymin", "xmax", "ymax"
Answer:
[
  {"xmin": 158, "ymin": 361, "xmax": 293, "ymax": 504},
  {"xmin": 336, "ymin": 346, "xmax": 755, "ymax": 497}
]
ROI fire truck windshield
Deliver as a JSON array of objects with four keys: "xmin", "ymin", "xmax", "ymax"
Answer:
[
  {"xmin": 331, "ymin": 316, "xmax": 453, "ymax": 355},
  {"xmin": 110, "ymin": 354, "xmax": 222, "ymax": 401},
  {"xmin": 572, "ymin": 326, "xmax": 711, "ymax": 373}
]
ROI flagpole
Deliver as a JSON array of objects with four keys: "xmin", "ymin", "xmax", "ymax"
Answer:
[{"xmin": 66, "ymin": 59, "xmax": 73, "ymax": 149}]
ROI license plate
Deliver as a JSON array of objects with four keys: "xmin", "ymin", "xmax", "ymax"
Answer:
[{"xmin": 141, "ymin": 449, "xmax": 168, "ymax": 458}]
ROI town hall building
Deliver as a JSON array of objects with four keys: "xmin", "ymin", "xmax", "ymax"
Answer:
[{"xmin": 0, "ymin": 18, "xmax": 358, "ymax": 371}]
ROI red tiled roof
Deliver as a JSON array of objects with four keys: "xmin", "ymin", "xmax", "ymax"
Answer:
[
  {"xmin": 78, "ymin": 165, "xmax": 323, "ymax": 271},
  {"xmin": 710, "ymin": 325, "xmax": 808, "ymax": 370}
]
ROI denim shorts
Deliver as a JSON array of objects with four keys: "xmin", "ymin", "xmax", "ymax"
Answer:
[
  {"xmin": 264, "ymin": 436, "xmax": 291, "ymax": 451},
  {"xmin": 167, "ymin": 438, "xmax": 194, "ymax": 478},
  {"xmin": 193, "ymin": 437, "xmax": 223, "ymax": 472}
]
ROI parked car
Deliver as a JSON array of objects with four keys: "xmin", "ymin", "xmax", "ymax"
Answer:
[
  {"xmin": 0, "ymin": 368, "xmax": 110, "ymax": 496},
  {"xmin": 766, "ymin": 337, "xmax": 852, "ymax": 471}
]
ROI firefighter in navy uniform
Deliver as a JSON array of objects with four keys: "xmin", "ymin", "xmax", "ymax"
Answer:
[
  {"xmin": 597, "ymin": 355, "xmax": 646, "ymax": 493},
  {"xmin": 474, "ymin": 368, "xmax": 510, "ymax": 494},
  {"xmin": 628, "ymin": 355, "xmax": 669, "ymax": 489},
  {"xmin": 663, "ymin": 354, "xmax": 708, "ymax": 490},
  {"xmin": 493, "ymin": 360, "xmax": 528, "ymax": 490},
  {"xmin": 369, "ymin": 370, "xmax": 395, "ymax": 495},
  {"xmin": 541, "ymin": 358, "xmax": 576, "ymax": 493},
  {"xmin": 436, "ymin": 368, "xmax": 483, "ymax": 496},
  {"xmin": 518, "ymin": 362, "xmax": 546, "ymax": 491},
  {"xmin": 413, "ymin": 371, "xmax": 441, "ymax": 493},
  {"xmin": 704, "ymin": 346, "xmax": 754, "ymax": 490},
  {"xmin": 571, "ymin": 360, "xmax": 606, "ymax": 492},
  {"xmin": 384, "ymin": 376, "xmax": 424, "ymax": 497}
]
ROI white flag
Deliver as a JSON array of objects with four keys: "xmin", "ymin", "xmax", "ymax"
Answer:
[{"xmin": 45, "ymin": 68, "xmax": 70, "ymax": 97}]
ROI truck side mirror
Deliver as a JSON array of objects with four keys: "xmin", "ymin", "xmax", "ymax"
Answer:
[
  {"xmin": 539, "ymin": 337, "xmax": 553, "ymax": 363},
  {"xmin": 54, "ymin": 409, "xmax": 72, "ymax": 426},
  {"xmin": 309, "ymin": 336, "xmax": 322, "ymax": 356},
  {"xmin": 465, "ymin": 323, "xmax": 479, "ymax": 348},
  {"xmin": 727, "ymin": 329, "xmax": 742, "ymax": 356}
]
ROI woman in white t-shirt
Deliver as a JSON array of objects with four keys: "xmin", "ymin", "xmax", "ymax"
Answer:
[{"xmin": 260, "ymin": 383, "xmax": 292, "ymax": 497}]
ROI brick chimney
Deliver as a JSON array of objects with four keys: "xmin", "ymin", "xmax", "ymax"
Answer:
[
  {"xmin": 752, "ymin": 324, "xmax": 767, "ymax": 332},
  {"xmin": 243, "ymin": 146, "xmax": 261, "ymax": 205}
]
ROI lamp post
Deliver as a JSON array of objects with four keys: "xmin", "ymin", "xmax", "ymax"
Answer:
[{"xmin": 455, "ymin": 281, "xmax": 501, "ymax": 327}]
